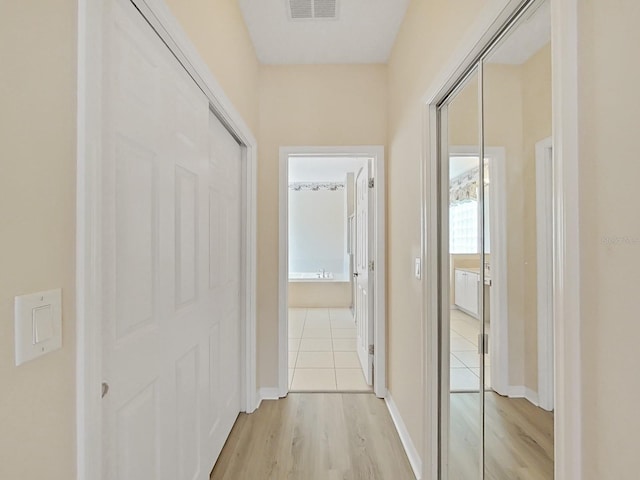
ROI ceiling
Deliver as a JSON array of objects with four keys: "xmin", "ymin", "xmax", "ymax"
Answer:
[
  {"xmin": 450, "ymin": 156, "xmax": 480, "ymax": 179},
  {"xmin": 238, "ymin": 0, "xmax": 411, "ymax": 64},
  {"xmin": 289, "ymin": 156, "xmax": 367, "ymax": 182},
  {"xmin": 487, "ymin": 0, "xmax": 550, "ymax": 65}
]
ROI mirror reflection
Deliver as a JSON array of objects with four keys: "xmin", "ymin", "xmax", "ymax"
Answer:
[
  {"xmin": 483, "ymin": 1, "xmax": 554, "ymax": 478},
  {"xmin": 441, "ymin": 1, "xmax": 554, "ymax": 478}
]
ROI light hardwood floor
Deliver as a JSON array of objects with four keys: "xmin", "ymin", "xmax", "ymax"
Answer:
[
  {"xmin": 210, "ymin": 393, "xmax": 416, "ymax": 480},
  {"xmin": 450, "ymin": 392, "xmax": 554, "ymax": 480}
]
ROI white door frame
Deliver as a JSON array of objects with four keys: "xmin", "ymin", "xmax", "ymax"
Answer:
[
  {"xmin": 449, "ymin": 145, "xmax": 509, "ymax": 397},
  {"xmin": 421, "ymin": 0, "xmax": 582, "ymax": 479},
  {"xmin": 278, "ymin": 146, "xmax": 386, "ymax": 399},
  {"xmin": 76, "ymin": 1, "xmax": 258, "ymax": 479},
  {"xmin": 536, "ymin": 136, "xmax": 554, "ymax": 411}
]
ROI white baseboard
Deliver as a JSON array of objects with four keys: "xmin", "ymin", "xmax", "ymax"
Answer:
[
  {"xmin": 255, "ymin": 387, "xmax": 281, "ymax": 410},
  {"xmin": 507, "ymin": 385, "xmax": 526, "ymax": 398},
  {"xmin": 525, "ymin": 387, "xmax": 540, "ymax": 406},
  {"xmin": 507, "ymin": 385, "xmax": 540, "ymax": 406},
  {"xmin": 385, "ymin": 391, "xmax": 422, "ymax": 480}
]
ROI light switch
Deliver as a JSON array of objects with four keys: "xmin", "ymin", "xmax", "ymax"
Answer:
[
  {"xmin": 415, "ymin": 258, "xmax": 422, "ymax": 280},
  {"xmin": 33, "ymin": 305, "xmax": 54, "ymax": 344},
  {"xmin": 15, "ymin": 289, "xmax": 62, "ymax": 366}
]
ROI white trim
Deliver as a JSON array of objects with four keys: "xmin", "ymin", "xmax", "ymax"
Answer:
[
  {"xmin": 486, "ymin": 148, "xmax": 509, "ymax": 397},
  {"xmin": 278, "ymin": 152, "xmax": 289, "ymax": 398},
  {"xmin": 278, "ymin": 146, "xmax": 386, "ymax": 399},
  {"xmin": 536, "ymin": 136, "xmax": 555, "ymax": 412},
  {"xmin": 421, "ymin": 0, "xmax": 582, "ymax": 478},
  {"xmin": 76, "ymin": 1, "xmax": 103, "ymax": 478},
  {"xmin": 256, "ymin": 387, "xmax": 281, "ymax": 410},
  {"xmin": 551, "ymin": 0, "xmax": 582, "ymax": 476},
  {"xmin": 385, "ymin": 392, "xmax": 422, "ymax": 480},
  {"xmin": 526, "ymin": 387, "xmax": 540, "ymax": 407},
  {"xmin": 507, "ymin": 385, "xmax": 527, "ymax": 398},
  {"xmin": 506, "ymin": 386, "xmax": 540, "ymax": 407},
  {"xmin": 76, "ymin": 0, "xmax": 258, "ymax": 478}
]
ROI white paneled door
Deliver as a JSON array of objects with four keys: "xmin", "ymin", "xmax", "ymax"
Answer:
[
  {"xmin": 101, "ymin": 1, "xmax": 242, "ymax": 479},
  {"xmin": 355, "ymin": 167, "xmax": 374, "ymax": 385}
]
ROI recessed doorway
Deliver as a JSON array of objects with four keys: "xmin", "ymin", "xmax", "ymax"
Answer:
[{"xmin": 278, "ymin": 146, "xmax": 386, "ymax": 397}]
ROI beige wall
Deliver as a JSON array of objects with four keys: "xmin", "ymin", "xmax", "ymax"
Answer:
[
  {"xmin": 387, "ymin": 0, "xmax": 490, "ymax": 458},
  {"xmin": 257, "ymin": 64, "xmax": 387, "ymax": 387},
  {"xmin": 165, "ymin": 0, "xmax": 260, "ymax": 133},
  {"xmin": 579, "ymin": 1, "xmax": 640, "ymax": 477},
  {"xmin": 0, "ymin": 1, "xmax": 77, "ymax": 478},
  {"xmin": 521, "ymin": 44, "xmax": 552, "ymax": 391}
]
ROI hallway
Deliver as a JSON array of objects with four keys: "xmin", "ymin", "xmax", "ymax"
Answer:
[{"xmin": 210, "ymin": 393, "xmax": 415, "ymax": 480}]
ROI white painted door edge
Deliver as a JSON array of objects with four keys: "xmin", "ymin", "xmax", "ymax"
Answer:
[
  {"xmin": 536, "ymin": 136, "xmax": 554, "ymax": 411},
  {"xmin": 420, "ymin": 0, "xmax": 582, "ymax": 479},
  {"xmin": 77, "ymin": 1, "xmax": 258, "ymax": 479},
  {"xmin": 278, "ymin": 146, "xmax": 386, "ymax": 399}
]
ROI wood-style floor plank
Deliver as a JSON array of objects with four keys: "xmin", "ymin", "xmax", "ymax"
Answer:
[
  {"xmin": 210, "ymin": 393, "xmax": 416, "ymax": 480},
  {"xmin": 449, "ymin": 392, "xmax": 554, "ymax": 480}
]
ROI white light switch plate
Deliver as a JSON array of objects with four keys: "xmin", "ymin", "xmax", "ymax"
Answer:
[
  {"xmin": 415, "ymin": 258, "xmax": 422, "ymax": 280},
  {"xmin": 15, "ymin": 289, "xmax": 62, "ymax": 366}
]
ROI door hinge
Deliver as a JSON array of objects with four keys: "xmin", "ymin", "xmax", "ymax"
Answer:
[
  {"xmin": 368, "ymin": 344, "xmax": 374, "ymax": 355},
  {"xmin": 368, "ymin": 260, "xmax": 374, "ymax": 272},
  {"xmin": 477, "ymin": 333, "xmax": 489, "ymax": 355},
  {"xmin": 368, "ymin": 178, "xmax": 375, "ymax": 188}
]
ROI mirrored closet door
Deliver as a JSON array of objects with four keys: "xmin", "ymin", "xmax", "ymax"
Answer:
[{"xmin": 438, "ymin": 1, "xmax": 554, "ymax": 478}]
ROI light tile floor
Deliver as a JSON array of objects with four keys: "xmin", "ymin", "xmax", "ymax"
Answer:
[
  {"xmin": 289, "ymin": 308, "xmax": 372, "ymax": 392},
  {"xmin": 450, "ymin": 308, "xmax": 491, "ymax": 392}
]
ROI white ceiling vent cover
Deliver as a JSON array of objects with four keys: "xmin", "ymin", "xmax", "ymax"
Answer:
[{"xmin": 288, "ymin": 0, "xmax": 337, "ymax": 20}]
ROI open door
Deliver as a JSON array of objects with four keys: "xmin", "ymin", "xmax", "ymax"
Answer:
[{"xmin": 355, "ymin": 166, "xmax": 374, "ymax": 385}]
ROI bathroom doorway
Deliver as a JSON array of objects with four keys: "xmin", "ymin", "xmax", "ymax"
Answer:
[{"xmin": 278, "ymin": 146, "xmax": 386, "ymax": 397}]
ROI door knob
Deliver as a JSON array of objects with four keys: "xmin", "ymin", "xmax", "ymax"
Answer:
[{"xmin": 353, "ymin": 272, "xmax": 359, "ymax": 277}]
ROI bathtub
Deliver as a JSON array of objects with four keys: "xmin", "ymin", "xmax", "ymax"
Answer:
[
  {"xmin": 288, "ymin": 272, "xmax": 352, "ymax": 307},
  {"xmin": 289, "ymin": 271, "xmax": 335, "ymax": 281}
]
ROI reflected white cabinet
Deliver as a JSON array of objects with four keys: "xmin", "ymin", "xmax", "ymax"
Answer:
[{"xmin": 454, "ymin": 269, "xmax": 479, "ymax": 317}]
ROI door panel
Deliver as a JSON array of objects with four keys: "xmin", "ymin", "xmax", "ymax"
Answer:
[
  {"xmin": 175, "ymin": 167, "xmax": 199, "ymax": 307},
  {"xmin": 115, "ymin": 139, "xmax": 156, "ymax": 338},
  {"xmin": 102, "ymin": 1, "xmax": 242, "ymax": 479},
  {"xmin": 176, "ymin": 347, "xmax": 200, "ymax": 480},
  {"xmin": 116, "ymin": 383, "xmax": 158, "ymax": 480},
  {"xmin": 439, "ymin": 1, "xmax": 554, "ymax": 478},
  {"xmin": 355, "ymin": 167, "xmax": 373, "ymax": 385},
  {"xmin": 442, "ymin": 67, "xmax": 483, "ymax": 479}
]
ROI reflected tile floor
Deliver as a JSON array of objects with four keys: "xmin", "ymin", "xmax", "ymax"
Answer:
[
  {"xmin": 450, "ymin": 308, "xmax": 491, "ymax": 392},
  {"xmin": 288, "ymin": 308, "xmax": 371, "ymax": 392}
]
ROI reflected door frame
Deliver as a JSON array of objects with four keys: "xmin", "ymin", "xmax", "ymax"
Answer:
[{"xmin": 449, "ymin": 145, "xmax": 509, "ymax": 397}]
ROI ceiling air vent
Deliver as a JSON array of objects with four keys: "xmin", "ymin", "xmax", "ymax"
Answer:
[
  {"xmin": 288, "ymin": 0, "xmax": 337, "ymax": 20},
  {"xmin": 313, "ymin": 0, "xmax": 337, "ymax": 18}
]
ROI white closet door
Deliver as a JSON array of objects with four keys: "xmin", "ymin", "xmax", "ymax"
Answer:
[
  {"xmin": 101, "ymin": 1, "xmax": 241, "ymax": 479},
  {"xmin": 205, "ymin": 112, "xmax": 242, "ymax": 462}
]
